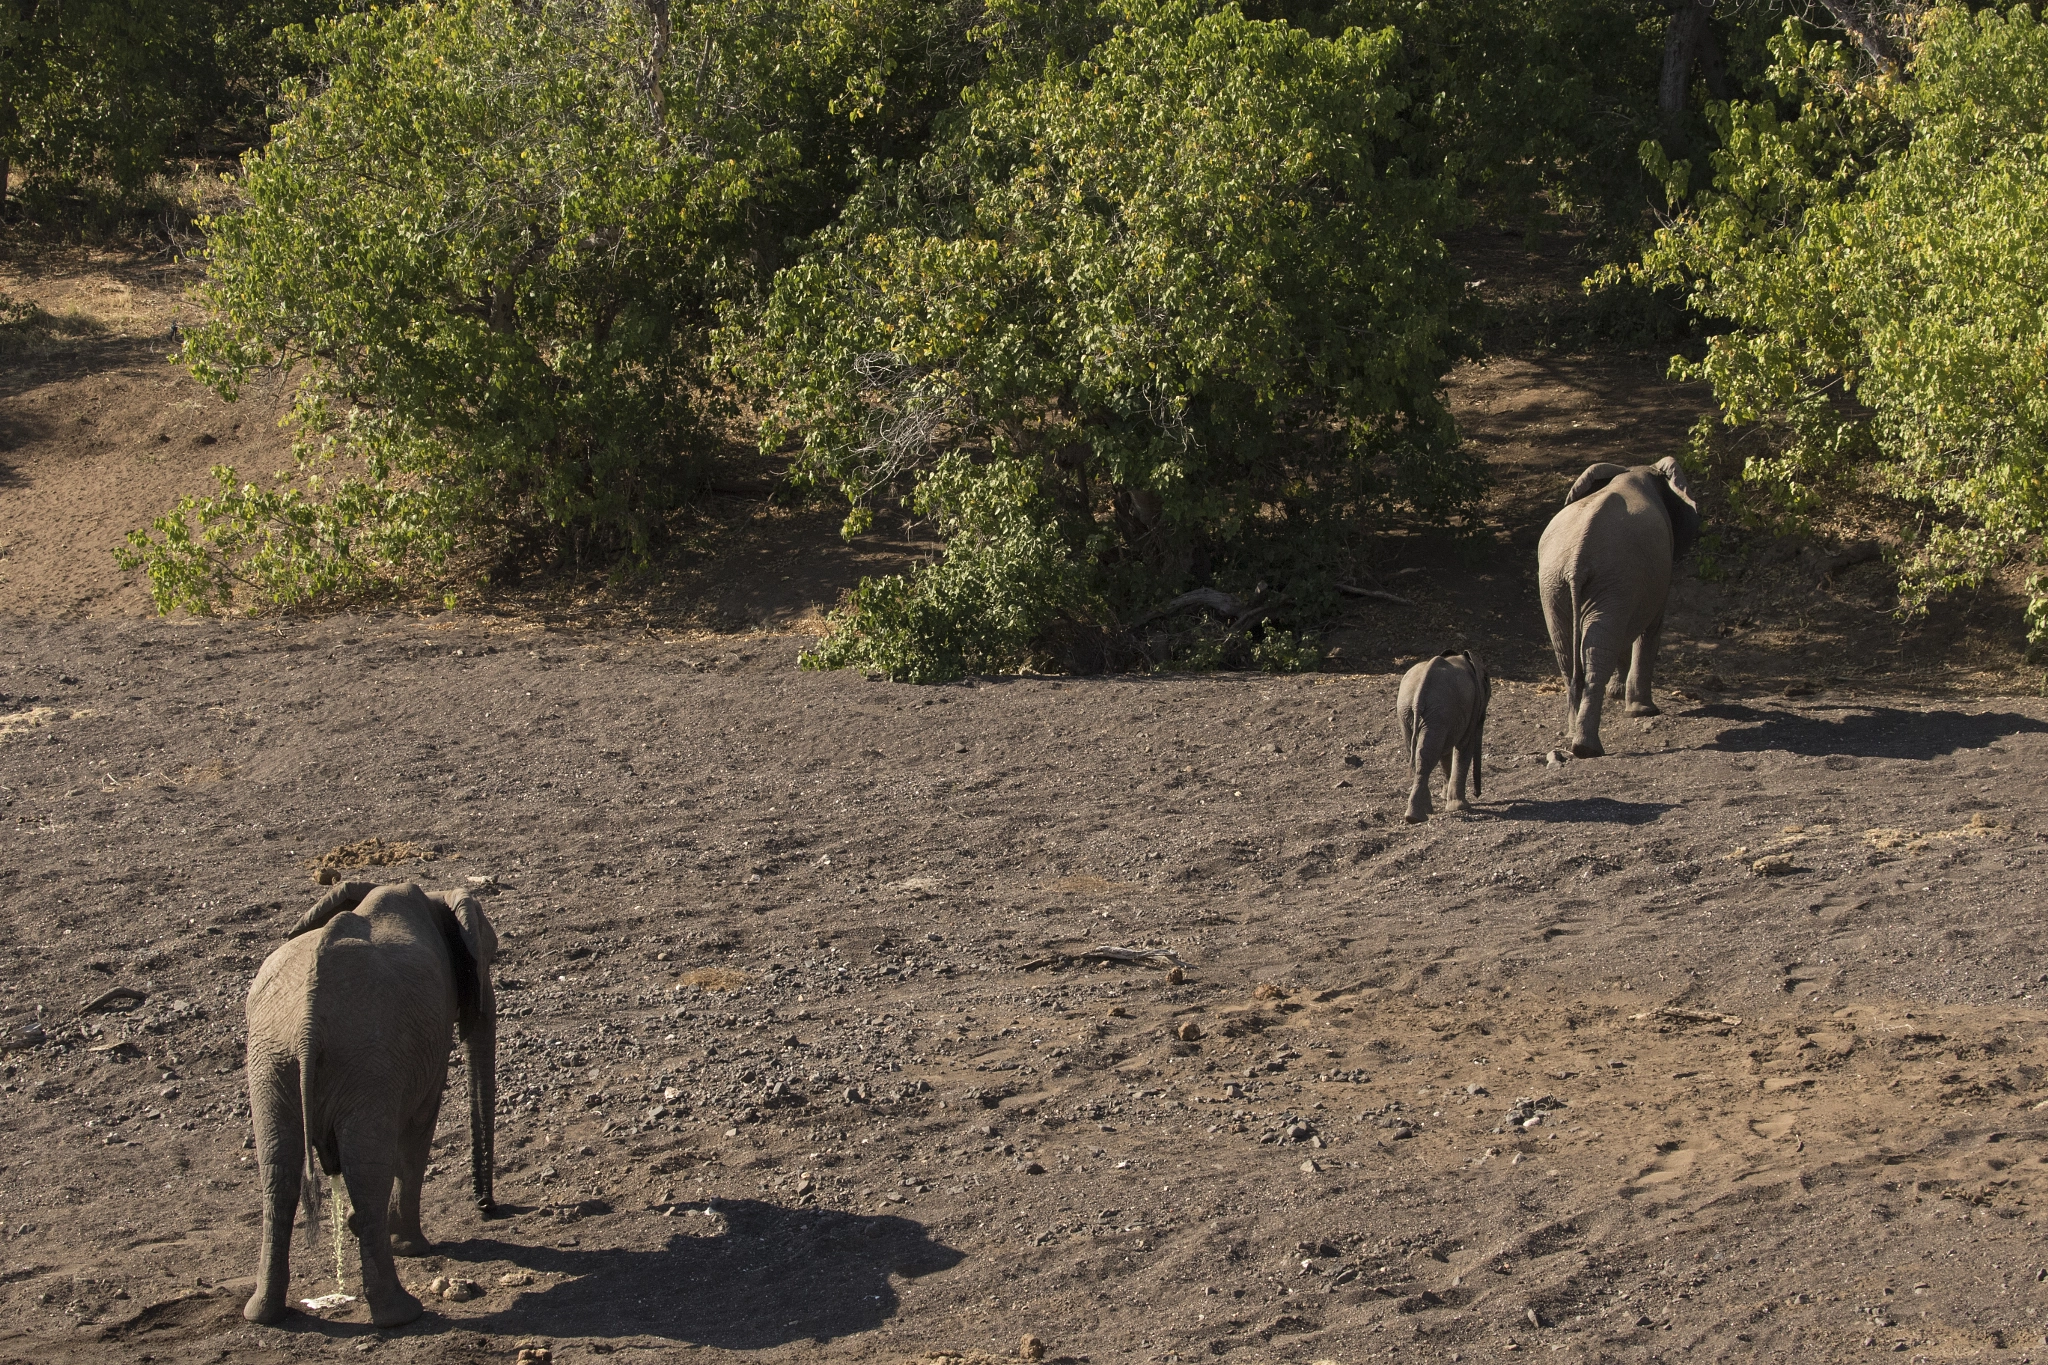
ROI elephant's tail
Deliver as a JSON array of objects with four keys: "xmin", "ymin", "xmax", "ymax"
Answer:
[
  {"xmin": 1400, "ymin": 694, "xmax": 1422, "ymax": 774},
  {"xmin": 297, "ymin": 1032, "xmax": 324, "ymax": 1260},
  {"xmin": 1567, "ymin": 578, "xmax": 1590, "ymax": 702}
]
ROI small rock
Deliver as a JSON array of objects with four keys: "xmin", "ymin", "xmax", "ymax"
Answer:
[
  {"xmin": 515, "ymin": 1350, "xmax": 553, "ymax": 1365},
  {"xmin": 440, "ymin": 1277, "xmax": 480, "ymax": 1301},
  {"xmin": 1544, "ymin": 749, "xmax": 1569, "ymax": 767},
  {"xmin": 1466, "ymin": 1083, "xmax": 1488, "ymax": 1096},
  {"xmin": 1166, "ymin": 966, "xmax": 1185, "ymax": 985},
  {"xmin": 428, "ymin": 1276, "xmax": 448, "ymax": 1295},
  {"xmin": 1751, "ymin": 854, "xmax": 1797, "ymax": 876},
  {"xmin": 1285, "ymin": 1122, "xmax": 1314, "ymax": 1142},
  {"xmin": 1018, "ymin": 1161, "xmax": 1046, "ymax": 1175},
  {"xmin": 316, "ymin": 867, "xmax": 340, "ymax": 885},
  {"xmin": 1020, "ymin": 1335, "xmax": 1046, "ymax": 1362},
  {"xmin": 1299, "ymin": 1158, "xmax": 1320, "ymax": 1173},
  {"xmin": 1107, "ymin": 1005, "xmax": 1129, "ymax": 1019},
  {"xmin": 1177, "ymin": 1021, "xmax": 1203, "ymax": 1042},
  {"xmin": 1253, "ymin": 982, "xmax": 1287, "ymax": 1001},
  {"xmin": 499, "ymin": 1272, "xmax": 534, "ymax": 1287}
]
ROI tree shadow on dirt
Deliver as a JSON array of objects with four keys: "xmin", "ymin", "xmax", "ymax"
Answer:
[
  {"xmin": 1692, "ymin": 704, "xmax": 2048, "ymax": 760},
  {"xmin": 427, "ymin": 1199, "xmax": 965, "ymax": 1347},
  {"xmin": 1490, "ymin": 797, "xmax": 1676, "ymax": 826}
]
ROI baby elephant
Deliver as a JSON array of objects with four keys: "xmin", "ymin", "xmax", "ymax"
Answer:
[
  {"xmin": 1396, "ymin": 650, "xmax": 1490, "ymax": 822},
  {"xmin": 243, "ymin": 880, "xmax": 498, "ymax": 1328}
]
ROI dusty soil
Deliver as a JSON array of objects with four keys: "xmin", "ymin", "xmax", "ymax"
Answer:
[
  {"xmin": 5, "ymin": 228, "xmax": 2048, "ymax": 1365},
  {"xmin": 4, "ymin": 614, "xmax": 2048, "ymax": 1365}
]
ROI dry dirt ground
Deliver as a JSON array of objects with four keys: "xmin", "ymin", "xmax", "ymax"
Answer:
[{"xmin": 5, "ymin": 232, "xmax": 2048, "ymax": 1365}]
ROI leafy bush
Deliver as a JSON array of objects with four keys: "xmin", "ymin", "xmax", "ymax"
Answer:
[
  {"xmin": 1639, "ymin": 6, "xmax": 2048, "ymax": 644},
  {"xmin": 742, "ymin": 0, "xmax": 1478, "ymax": 680},
  {"xmin": 0, "ymin": 0, "xmax": 327, "ymax": 220},
  {"xmin": 121, "ymin": 0, "xmax": 1005, "ymax": 615}
]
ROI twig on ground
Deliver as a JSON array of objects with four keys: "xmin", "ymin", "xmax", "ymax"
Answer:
[{"xmin": 1335, "ymin": 583, "xmax": 1414, "ymax": 606}]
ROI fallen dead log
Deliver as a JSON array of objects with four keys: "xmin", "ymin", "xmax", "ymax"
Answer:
[
  {"xmin": 1020, "ymin": 945, "xmax": 1190, "ymax": 972},
  {"xmin": 1334, "ymin": 583, "xmax": 1414, "ymax": 607},
  {"xmin": 1129, "ymin": 588, "xmax": 1246, "ymax": 630},
  {"xmin": 79, "ymin": 986, "xmax": 148, "ymax": 1016}
]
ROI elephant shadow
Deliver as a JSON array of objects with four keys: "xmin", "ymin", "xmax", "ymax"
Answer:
[
  {"xmin": 1491, "ymin": 797, "xmax": 1676, "ymax": 826},
  {"xmin": 1692, "ymin": 704, "xmax": 2048, "ymax": 760},
  {"xmin": 436, "ymin": 1199, "xmax": 964, "ymax": 1347}
]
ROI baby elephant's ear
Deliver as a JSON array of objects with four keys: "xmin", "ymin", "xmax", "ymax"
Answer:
[
  {"xmin": 1565, "ymin": 463, "xmax": 1629, "ymax": 504},
  {"xmin": 1652, "ymin": 456, "xmax": 1697, "ymax": 508}
]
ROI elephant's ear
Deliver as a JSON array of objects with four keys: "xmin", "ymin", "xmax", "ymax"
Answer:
[
  {"xmin": 287, "ymin": 881, "xmax": 376, "ymax": 939},
  {"xmin": 430, "ymin": 899, "xmax": 484, "ymax": 1039},
  {"xmin": 1565, "ymin": 463, "xmax": 1630, "ymax": 505},
  {"xmin": 1651, "ymin": 456, "xmax": 1702, "ymax": 558}
]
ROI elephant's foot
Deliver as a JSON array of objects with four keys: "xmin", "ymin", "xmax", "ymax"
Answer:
[
  {"xmin": 389, "ymin": 1233, "xmax": 432, "ymax": 1257},
  {"xmin": 368, "ymin": 1288, "xmax": 424, "ymax": 1329},
  {"xmin": 1570, "ymin": 739, "xmax": 1605, "ymax": 759},
  {"xmin": 1443, "ymin": 798, "xmax": 1469, "ymax": 813},
  {"xmin": 1403, "ymin": 799, "xmax": 1429, "ymax": 823},
  {"xmin": 1624, "ymin": 701, "xmax": 1660, "ymax": 717},
  {"xmin": 243, "ymin": 1290, "xmax": 290, "ymax": 1325}
]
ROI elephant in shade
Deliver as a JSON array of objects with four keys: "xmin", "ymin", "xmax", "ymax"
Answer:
[
  {"xmin": 1396, "ymin": 649, "xmax": 1489, "ymax": 822},
  {"xmin": 1537, "ymin": 458, "xmax": 1700, "ymax": 758},
  {"xmin": 242, "ymin": 881, "xmax": 498, "ymax": 1328}
]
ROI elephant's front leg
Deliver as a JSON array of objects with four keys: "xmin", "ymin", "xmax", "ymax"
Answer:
[
  {"xmin": 342, "ymin": 1163, "xmax": 423, "ymax": 1328},
  {"xmin": 1624, "ymin": 620, "xmax": 1663, "ymax": 716}
]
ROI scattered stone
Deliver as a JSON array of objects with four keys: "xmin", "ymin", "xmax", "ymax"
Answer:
[
  {"xmin": 1544, "ymin": 749, "xmax": 1569, "ymax": 767},
  {"xmin": 439, "ymin": 1277, "xmax": 480, "ymax": 1301},
  {"xmin": 1751, "ymin": 854, "xmax": 1797, "ymax": 876},
  {"xmin": 1167, "ymin": 967, "xmax": 1186, "ymax": 985},
  {"xmin": 1020, "ymin": 1335, "xmax": 1046, "ymax": 1362},
  {"xmin": 1253, "ymin": 983, "xmax": 1287, "ymax": 1001},
  {"xmin": 1107, "ymin": 1005, "xmax": 1129, "ymax": 1019},
  {"xmin": 2, "ymin": 1023, "xmax": 47, "ymax": 1052},
  {"xmin": 1285, "ymin": 1122, "xmax": 1314, "ymax": 1142},
  {"xmin": 1177, "ymin": 1021, "xmax": 1203, "ymax": 1042},
  {"xmin": 499, "ymin": 1272, "xmax": 534, "ymax": 1287},
  {"xmin": 1018, "ymin": 1161, "xmax": 1046, "ymax": 1175},
  {"xmin": 515, "ymin": 1350, "xmax": 552, "ymax": 1365},
  {"xmin": 1299, "ymin": 1158, "xmax": 1320, "ymax": 1173}
]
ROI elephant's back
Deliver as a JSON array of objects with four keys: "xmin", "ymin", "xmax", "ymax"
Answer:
[
  {"xmin": 303, "ymin": 899, "xmax": 460, "ymax": 1111},
  {"xmin": 1539, "ymin": 477, "xmax": 1674, "ymax": 571}
]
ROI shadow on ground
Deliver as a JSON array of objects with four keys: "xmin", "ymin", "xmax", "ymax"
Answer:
[
  {"xmin": 1695, "ymin": 705, "xmax": 2048, "ymax": 760},
  {"xmin": 422, "ymin": 1200, "xmax": 965, "ymax": 1347},
  {"xmin": 1492, "ymin": 797, "xmax": 1677, "ymax": 826}
]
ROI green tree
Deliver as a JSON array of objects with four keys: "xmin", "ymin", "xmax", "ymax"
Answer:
[
  {"xmin": 736, "ymin": 0, "xmax": 1478, "ymax": 679},
  {"xmin": 1639, "ymin": 6, "xmax": 2048, "ymax": 644}
]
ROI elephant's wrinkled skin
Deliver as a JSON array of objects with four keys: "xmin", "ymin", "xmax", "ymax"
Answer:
[
  {"xmin": 1537, "ymin": 458, "xmax": 1700, "ymax": 758},
  {"xmin": 1397, "ymin": 650, "xmax": 1489, "ymax": 822},
  {"xmin": 242, "ymin": 881, "xmax": 498, "ymax": 1328}
]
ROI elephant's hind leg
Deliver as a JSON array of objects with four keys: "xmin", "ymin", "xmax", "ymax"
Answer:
[
  {"xmin": 1405, "ymin": 724, "xmax": 1451, "ymax": 823},
  {"xmin": 341, "ymin": 1160, "xmax": 423, "ymax": 1328},
  {"xmin": 388, "ymin": 1093, "xmax": 440, "ymax": 1257},
  {"xmin": 1624, "ymin": 619, "xmax": 1663, "ymax": 716},
  {"xmin": 244, "ymin": 1059, "xmax": 303, "ymax": 1324},
  {"xmin": 1444, "ymin": 743, "xmax": 1474, "ymax": 812},
  {"xmin": 1572, "ymin": 642, "xmax": 1621, "ymax": 758}
]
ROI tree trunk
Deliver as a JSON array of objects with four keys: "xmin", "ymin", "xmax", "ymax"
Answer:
[{"xmin": 1659, "ymin": 0, "xmax": 1715, "ymax": 116}]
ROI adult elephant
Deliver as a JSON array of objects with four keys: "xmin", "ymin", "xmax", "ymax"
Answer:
[
  {"xmin": 242, "ymin": 880, "xmax": 498, "ymax": 1328},
  {"xmin": 1537, "ymin": 457, "xmax": 1700, "ymax": 758}
]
